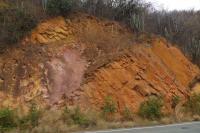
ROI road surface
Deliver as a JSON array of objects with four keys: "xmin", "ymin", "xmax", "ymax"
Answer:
[{"xmin": 84, "ymin": 121, "xmax": 200, "ymax": 133}]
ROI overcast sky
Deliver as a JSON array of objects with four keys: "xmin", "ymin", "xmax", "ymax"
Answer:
[{"xmin": 145, "ymin": 0, "xmax": 200, "ymax": 11}]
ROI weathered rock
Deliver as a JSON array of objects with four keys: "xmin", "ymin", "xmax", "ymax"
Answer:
[
  {"xmin": 0, "ymin": 13, "xmax": 199, "ymax": 114},
  {"xmin": 80, "ymin": 40, "xmax": 199, "ymax": 113}
]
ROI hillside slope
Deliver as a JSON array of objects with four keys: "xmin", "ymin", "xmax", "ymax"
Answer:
[
  {"xmin": 80, "ymin": 38, "xmax": 199, "ymax": 113},
  {"xmin": 0, "ymin": 13, "xmax": 199, "ymax": 113}
]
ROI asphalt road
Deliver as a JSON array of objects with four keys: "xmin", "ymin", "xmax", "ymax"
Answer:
[{"xmin": 84, "ymin": 122, "xmax": 200, "ymax": 133}]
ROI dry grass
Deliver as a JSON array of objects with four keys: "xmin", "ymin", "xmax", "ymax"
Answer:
[
  {"xmin": 3, "ymin": 106, "xmax": 144, "ymax": 133},
  {"xmin": 5, "ymin": 106, "xmax": 200, "ymax": 133}
]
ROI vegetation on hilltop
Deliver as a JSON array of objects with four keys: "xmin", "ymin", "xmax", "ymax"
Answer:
[{"xmin": 0, "ymin": 0, "xmax": 199, "ymax": 66}]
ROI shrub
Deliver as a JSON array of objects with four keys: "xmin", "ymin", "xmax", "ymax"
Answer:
[
  {"xmin": 172, "ymin": 95, "xmax": 180, "ymax": 109},
  {"xmin": 103, "ymin": 96, "xmax": 117, "ymax": 113},
  {"xmin": 63, "ymin": 107, "xmax": 92, "ymax": 127},
  {"xmin": 28, "ymin": 104, "xmax": 41, "ymax": 127},
  {"xmin": 186, "ymin": 94, "xmax": 200, "ymax": 115},
  {"xmin": 70, "ymin": 107, "xmax": 90, "ymax": 127},
  {"xmin": 73, "ymin": 108, "xmax": 89, "ymax": 127},
  {"xmin": 139, "ymin": 97, "xmax": 163, "ymax": 120},
  {"xmin": 122, "ymin": 106, "xmax": 134, "ymax": 121},
  {"xmin": 46, "ymin": 0, "xmax": 72, "ymax": 16},
  {"xmin": 62, "ymin": 107, "xmax": 74, "ymax": 125},
  {"xmin": 0, "ymin": 108, "xmax": 16, "ymax": 131},
  {"xmin": 102, "ymin": 96, "xmax": 117, "ymax": 121},
  {"xmin": 19, "ymin": 104, "xmax": 41, "ymax": 129},
  {"xmin": 102, "ymin": 96, "xmax": 117, "ymax": 114}
]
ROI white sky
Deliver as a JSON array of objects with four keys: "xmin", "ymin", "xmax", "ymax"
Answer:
[{"xmin": 145, "ymin": 0, "xmax": 200, "ymax": 11}]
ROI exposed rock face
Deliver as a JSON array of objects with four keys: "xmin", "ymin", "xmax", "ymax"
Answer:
[
  {"xmin": 81, "ymin": 39, "xmax": 199, "ymax": 113},
  {"xmin": 30, "ymin": 17, "xmax": 74, "ymax": 44},
  {"xmin": 45, "ymin": 49, "xmax": 87, "ymax": 105},
  {"xmin": 0, "ymin": 44, "xmax": 87, "ymax": 109},
  {"xmin": 0, "ymin": 13, "xmax": 199, "ymax": 113}
]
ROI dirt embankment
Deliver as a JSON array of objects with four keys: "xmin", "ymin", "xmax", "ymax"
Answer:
[{"xmin": 0, "ymin": 13, "xmax": 199, "ymax": 113}]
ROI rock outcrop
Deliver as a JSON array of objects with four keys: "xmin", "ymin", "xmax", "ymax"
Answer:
[
  {"xmin": 80, "ymin": 38, "xmax": 199, "ymax": 113},
  {"xmin": 0, "ymin": 13, "xmax": 199, "ymax": 113}
]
